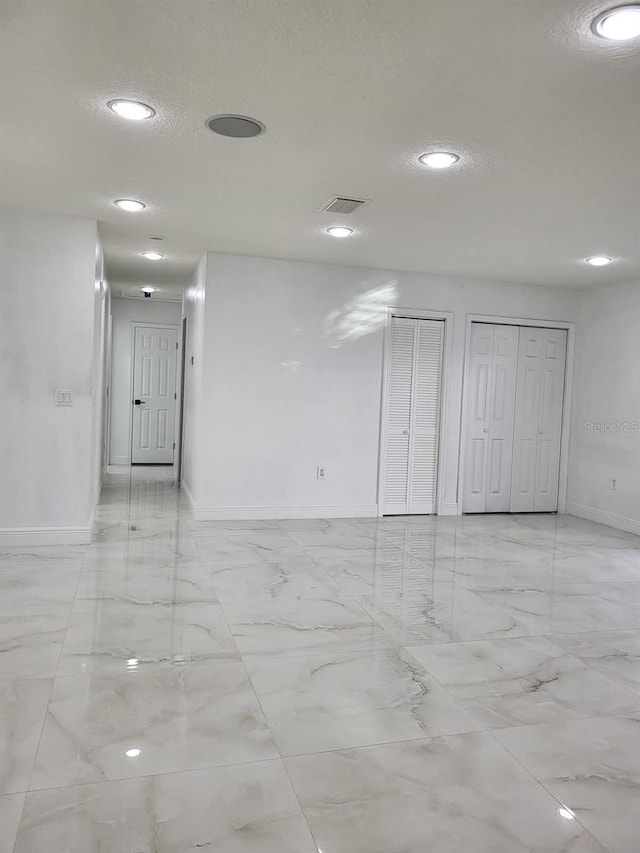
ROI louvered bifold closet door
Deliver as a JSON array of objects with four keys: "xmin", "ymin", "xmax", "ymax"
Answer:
[
  {"xmin": 383, "ymin": 318, "xmax": 415, "ymax": 514},
  {"xmin": 383, "ymin": 318, "xmax": 444, "ymax": 515},
  {"xmin": 409, "ymin": 320, "xmax": 444, "ymax": 513}
]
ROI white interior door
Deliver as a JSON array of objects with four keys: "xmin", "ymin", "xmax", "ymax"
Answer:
[
  {"xmin": 132, "ymin": 326, "xmax": 178, "ymax": 464},
  {"xmin": 463, "ymin": 323, "xmax": 519, "ymax": 512},
  {"xmin": 510, "ymin": 327, "xmax": 567, "ymax": 512},
  {"xmin": 382, "ymin": 317, "xmax": 444, "ymax": 515}
]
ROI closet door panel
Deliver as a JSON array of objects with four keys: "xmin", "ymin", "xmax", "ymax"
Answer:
[
  {"xmin": 484, "ymin": 325, "xmax": 519, "ymax": 512},
  {"xmin": 534, "ymin": 329, "xmax": 567, "ymax": 511},
  {"xmin": 382, "ymin": 318, "xmax": 415, "ymax": 514},
  {"xmin": 409, "ymin": 320, "xmax": 444, "ymax": 513},
  {"xmin": 510, "ymin": 328, "xmax": 567, "ymax": 513},
  {"xmin": 510, "ymin": 332, "xmax": 543, "ymax": 512},
  {"xmin": 462, "ymin": 324, "xmax": 494, "ymax": 512}
]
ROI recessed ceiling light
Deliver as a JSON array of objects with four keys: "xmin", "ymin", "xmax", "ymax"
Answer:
[
  {"xmin": 592, "ymin": 5, "xmax": 640, "ymax": 40},
  {"xmin": 585, "ymin": 255, "xmax": 613, "ymax": 266},
  {"xmin": 419, "ymin": 151, "xmax": 460, "ymax": 169},
  {"xmin": 140, "ymin": 286, "xmax": 157, "ymax": 294},
  {"xmin": 326, "ymin": 226, "xmax": 354, "ymax": 238},
  {"xmin": 206, "ymin": 114, "xmax": 265, "ymax": 138},
  {"xmin": 148, "ymin": 234, "xmax": 165, "ymax": 241},
  {"xmin": 107, "ymin": 99, "xmax": 155, "ymax": 121},
  {"xmin": 114, "ymin": 198, "xmax": 146, "ymax": 212},
  {"xmin": 141, "ymin": 251, "xmax": 164, "ymax": 260}
]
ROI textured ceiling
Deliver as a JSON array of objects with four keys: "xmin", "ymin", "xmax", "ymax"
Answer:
[{"xmin": 1, "ymin": 0, "xmax": 639, "ymax": 296}]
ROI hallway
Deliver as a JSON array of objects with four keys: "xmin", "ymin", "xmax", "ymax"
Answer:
[{"xmin": 2, "ymin": 467, "xmax": 640, "ymax": 852}]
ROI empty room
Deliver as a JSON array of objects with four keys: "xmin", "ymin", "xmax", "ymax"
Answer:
[{"xmin": 1, "ymin": 1, "xmax": 639, "ymax": 852}]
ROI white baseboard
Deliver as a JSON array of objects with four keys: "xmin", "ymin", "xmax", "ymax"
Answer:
[
  {"xmin": 567, "ymin": 503, "xmax": 640, "ymax": 537},
  {"xmin": 109, "ymin": 455, "xmax": 129, "ymax": 466},
  {"xmin": 181, "ymin": 480, "xmax": 196, "ymax": 511},
  {"xmin": 193, "ymin": 504, "xmax": 379, "ymax": 522},
  {"xmin": 0, "ymin": 526, "xmax": 92, "ymax": 546}
]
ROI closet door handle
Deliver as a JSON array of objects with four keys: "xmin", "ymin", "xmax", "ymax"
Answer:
[
  {"xmin": 483, "ymin": 427, "xmax": 489, "ymax": 433},
  {"xmin": 402, "ymin": 429, "xmax": 409, "ymax": 435}
]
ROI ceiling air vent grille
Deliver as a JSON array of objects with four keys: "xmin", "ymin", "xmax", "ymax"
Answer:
[{"xmin": 322, "ymin": 196, "xmax": 367, "ymax": 215}]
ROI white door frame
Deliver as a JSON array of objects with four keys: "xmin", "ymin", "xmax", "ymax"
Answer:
[
  {"xmin": 127, "ymin": 321, "xmax": 181, "ymax": 465},
  {"xmin": 458, "ymin": 314, "xmax": 575, "ymax": 515},
  {"xmin": 377, "ymin": 307, "xmax": 453, "ymax": 516}
]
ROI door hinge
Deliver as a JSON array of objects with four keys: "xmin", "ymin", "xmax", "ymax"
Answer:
[
  {"xmin": 174, "ymin": 392, "xmax": 177, "ymax": 400},
  {"xmin": 176, "ymin": 341, "xmax": 179, "ymax": 349},
  {"xmin": 173, "ymin": 442, "xmax": 176, "ymax": 449}
]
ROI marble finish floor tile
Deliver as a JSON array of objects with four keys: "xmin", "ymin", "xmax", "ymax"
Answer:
[
  {"xmin": 0, "ymin": 679, "xmax": 51, "ymax": 794},
  {"xmin": 472, "ymin": 583, "xmax": 640, "ymax": 635},
  {"xmin": 30, "ymin": 660, "xmax": 279, "ymax": 789},
  {"xmin": 0, "ymin": 604, "xmax": 70, "ymax": 680},
  {"xmin": 495, "ymin": 715, "xmax": 640, "ymax": 853},
  {"xmin": 223, "ymin": 594, "xmax": 394, "ymax": 657},
  {"xmin": 357, "ymin": 584, "xmax": 534, "ymax": 644},
  {"xmin": 551, "ymin": 630, "xmax": 640, "ymax": 695},
  {"xmin": 57, "ymin": 598, "xmax": 239, "ymax": 675},
  {"xmin": 14, "ymin": 761, "xmax": 318, "ymax": 853},
  {"xmin": 210, "ymin": 558, "xmax": 344, "ymax": 605},
  {"xmin": 286, "ymin": 732, "xmax": 608, "ymax": 853},
  {"xmin": 245, "ymin": 644, "xmax": 480, "ymax": 755},
  {"xmin": 6, "ymin": 467, "xmax": 640, "ymax": 853},
  {"xmin": 0, "ymin": 793, "xmax": 25, "ymax": 853},
  {"xmin": 75, "ymin": 568, "xmax": 218, "ymax": 605},
  {"xmin": 318, "ymin": 551, "xmax": 440, "ymax": 596},
  {"xmin": 408, "ymin": 637, "xmax": 640, "ymax": 728}
]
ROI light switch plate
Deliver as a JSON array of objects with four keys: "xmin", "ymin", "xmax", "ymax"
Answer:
[{"xmin": 54, "ymin": 388, "xmax": 73, "ymax": 406}]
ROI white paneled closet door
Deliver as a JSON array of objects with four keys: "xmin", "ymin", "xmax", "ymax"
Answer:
[
  {"xmin": 462, "ymin": 323, "xmax": 519, "ymax": 513},
  {"xmin": 510, "ymin": 328, "xmax": 567, "ymax": 512},
  {"xmin": 382, "ymin": 317, "xmax": 444, "ymax": 515}
]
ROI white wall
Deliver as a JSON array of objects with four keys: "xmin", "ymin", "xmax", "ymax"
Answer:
[
  {"xmin": 90, "ymin": 239, "xmax": 109, "ymax": 505},
  {"xmin": 108, "ymin": 297, "xmax": 182, "ymax": 464},
  {"xmin": 181, "ymin": 256, "xmax": 207, "ymax": 506},
  {"xmin": 191, "ymin": 251, "xmax": 578, "ymax": 519},
  {"xmin": 0, "ymin": 209, "xmax": 98, "ymax": 543},
  {"xmin": 568, "ymin": 280, "xmax": 640, "ymax": 535}
]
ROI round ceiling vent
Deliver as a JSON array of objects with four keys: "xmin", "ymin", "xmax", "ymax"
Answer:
[{"xmin": 205, "ymin": 114, "xmax": 265, "ymax": 138}]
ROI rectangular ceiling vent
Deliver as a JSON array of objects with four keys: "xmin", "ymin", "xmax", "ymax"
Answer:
[{"xmin": 321, "ymin": 196, "xmax": 368, "ymax": 215}]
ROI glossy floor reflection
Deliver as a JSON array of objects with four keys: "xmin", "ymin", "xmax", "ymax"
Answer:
[{"xmin": 2, "ymin": 467, "xmax": 639, "ymax": 852}]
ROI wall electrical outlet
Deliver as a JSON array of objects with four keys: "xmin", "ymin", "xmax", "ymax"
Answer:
[
  {"xmin": 316, "ymin": 466, "xmax": 326, "ymax": 480},
  {"xmin": 54, "ymin": 388, "xmax": 73, "ymax": 407},
  {"xmin": 611, "ymin": 478, "xmax": 616, "ymax": 490}
]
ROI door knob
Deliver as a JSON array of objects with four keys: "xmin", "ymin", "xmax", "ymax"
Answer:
[
  {"xmin": 134, "ymin": 399, "xmax": 146, "ymax": 405},
  {"xmin": 483, "ymin": 427, "xmax": 489, "ymax": 433}
]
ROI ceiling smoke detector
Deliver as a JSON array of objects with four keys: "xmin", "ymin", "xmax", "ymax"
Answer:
[
  {"xmin": 321, "ymin": 196, "xmax": 368, "ymax": 215},
  {"xmin": 206, "ymin": 114, "xmax": 265, "ymax": 138}
]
